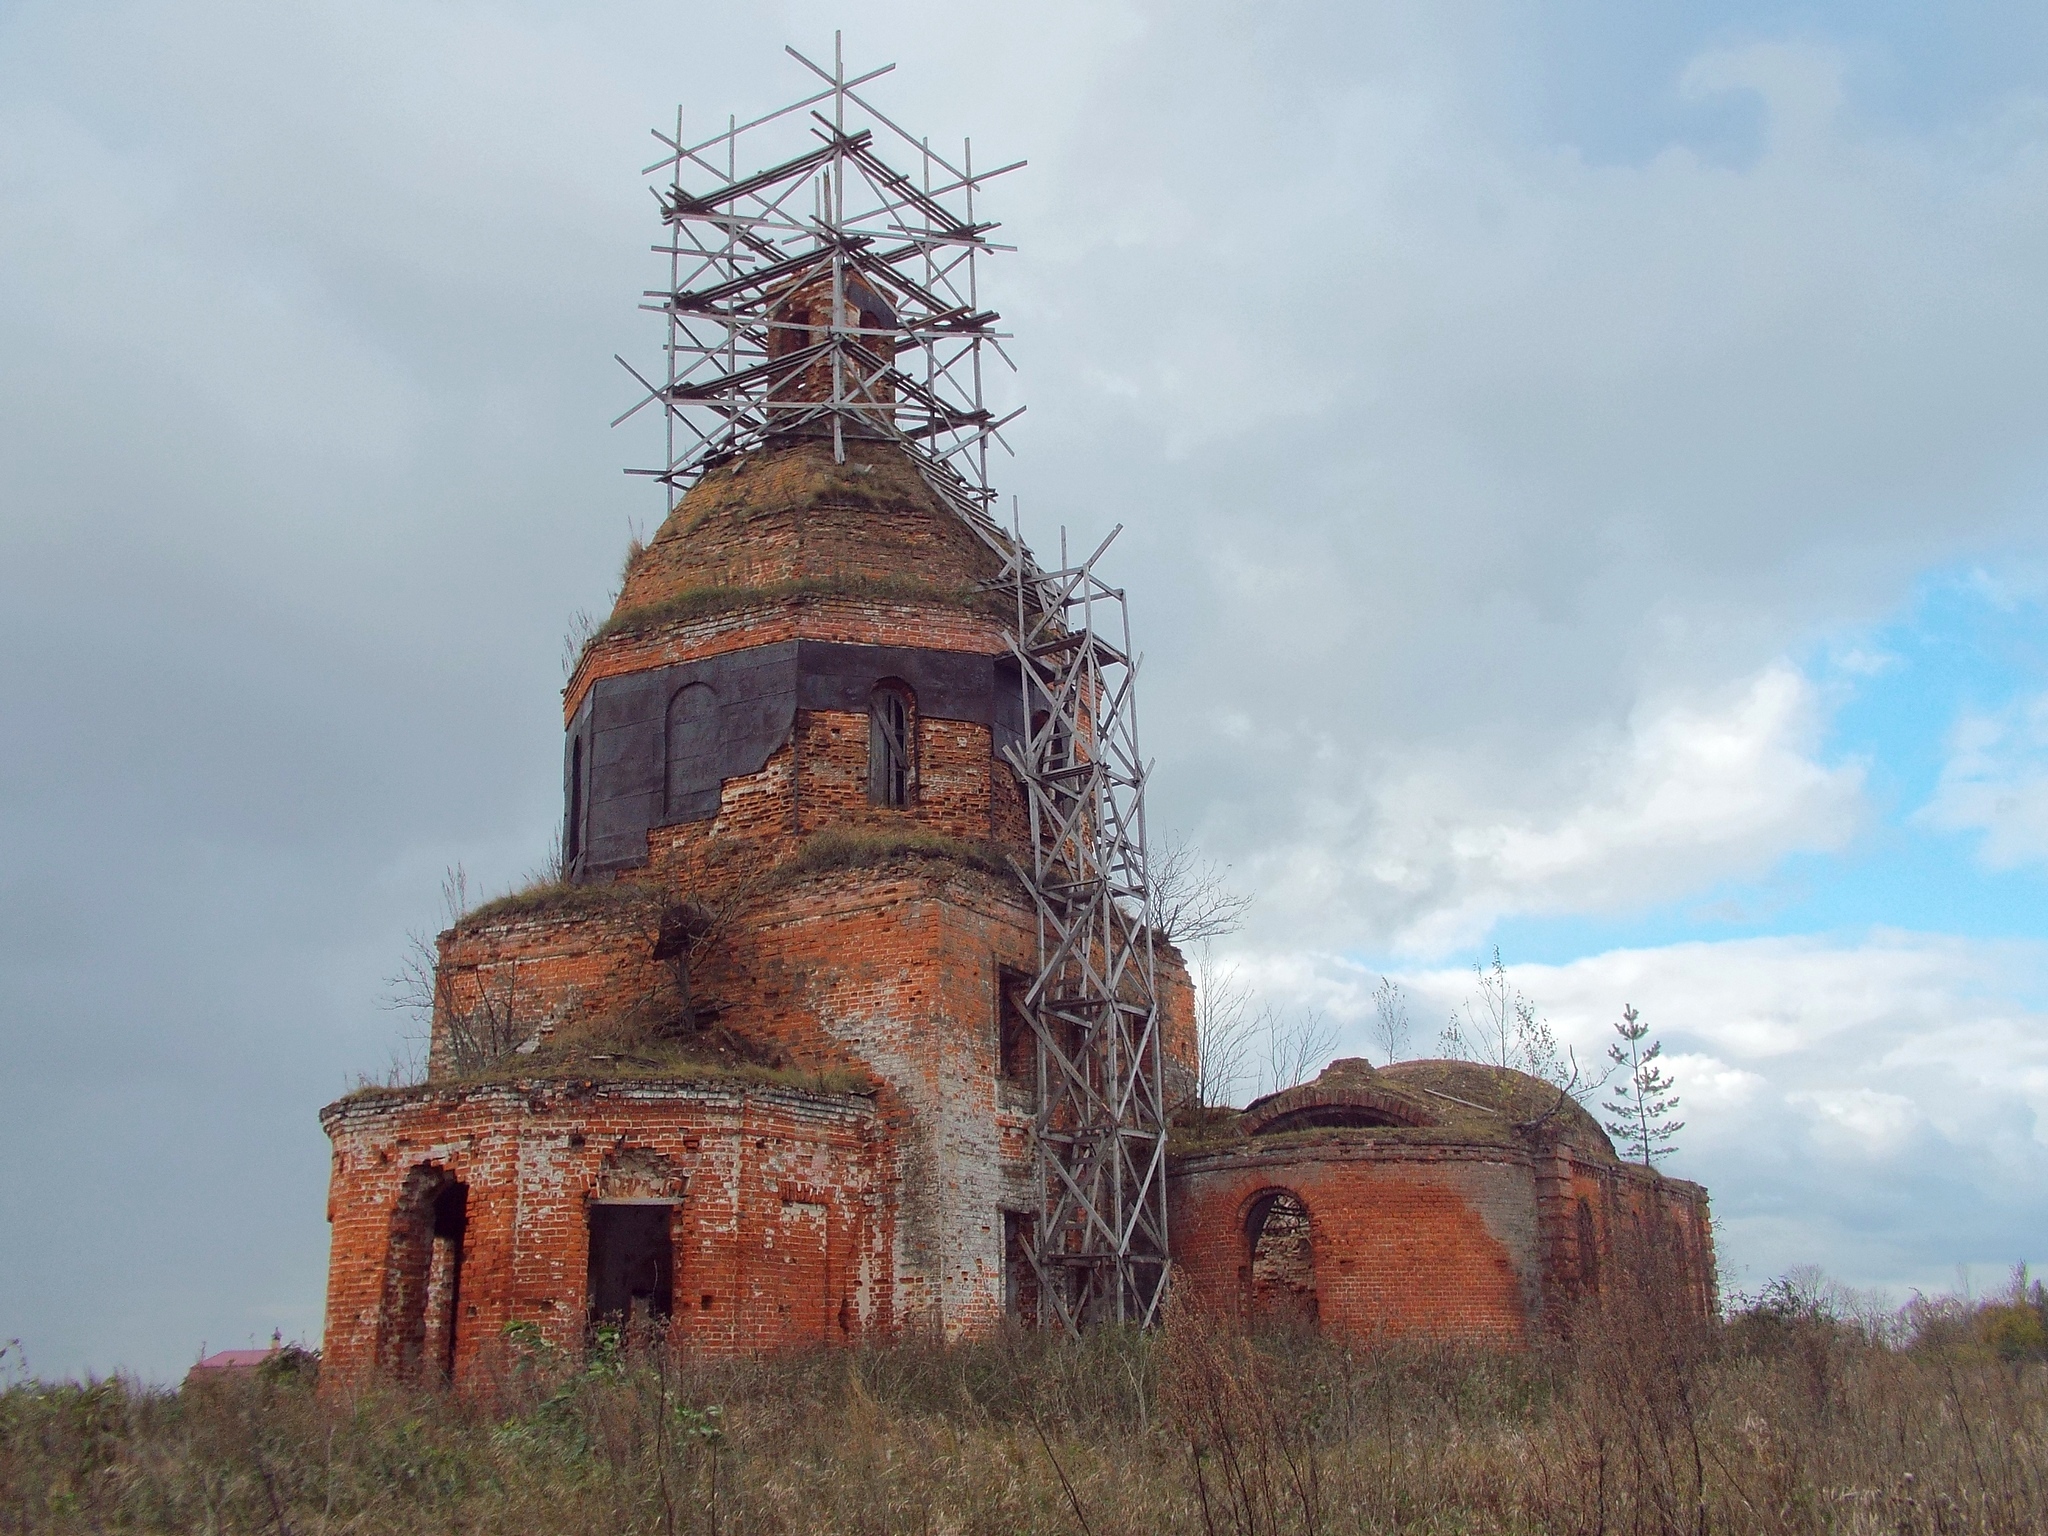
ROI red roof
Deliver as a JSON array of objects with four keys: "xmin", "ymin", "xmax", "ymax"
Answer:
[{"xmin": 184, "ymin": 1348, "xmax": 274, "ymax": 1382}]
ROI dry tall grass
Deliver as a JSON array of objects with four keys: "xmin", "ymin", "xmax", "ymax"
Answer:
[{"xmin": 5, "ymin": 1279, "xmax": 2046, "ymax": 1535}]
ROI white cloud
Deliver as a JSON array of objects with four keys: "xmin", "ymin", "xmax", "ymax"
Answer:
[
  {"xmin": 5, "ymin": 0, "xmax": 2048, "ymax": 1376},
  {"xmin": 1008, "ymin": 11, "xmax": 2048, "ymax": 955},
  {"xmin": 1918, "ymin": 690, "xmax": 2048, "ymax": 869},
  {"xmin": 1788, "ymin": 1087, "xmax": 1924, "ymax": 1157},
  {"xmin": 1227, "ymin": 931, "xmax": 2048, "ymax": 1293},
  {"xmin": 1244, "ymin": 660, "xmax": 1863, "ymax": 956}
]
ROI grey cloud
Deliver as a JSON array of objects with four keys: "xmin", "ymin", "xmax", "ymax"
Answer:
[{"xmin": 5, "ymin": 0, "xmax": 2048, "ymax": 1377}]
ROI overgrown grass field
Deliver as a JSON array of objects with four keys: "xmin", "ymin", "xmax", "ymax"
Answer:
[{"xmin": 6, "ymin": 1278, "xmax": 2046, "ymax": 1534}]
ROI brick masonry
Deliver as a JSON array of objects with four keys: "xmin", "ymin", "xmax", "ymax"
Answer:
[
  {"xmin": 320, "ymin": 437, "xmax": 1708, "ymax": 1384},
  {"xmin": 321, "ymin": 1079, "xmax": 884, "ymax": 1386},
  {"xmin": 1168, "ymin": 1059, "xmax": 1714, "ymax": 1345}
]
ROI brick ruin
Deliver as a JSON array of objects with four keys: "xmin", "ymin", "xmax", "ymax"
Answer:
[
  {"xmin": 316, "ymin": 55, "xmax": 1712, "ymax": 1387},
  {"xmin": 317, "ymin": 434, "xmax": 1713, "ymax": 1384},
  {"xmin": 1171, "ymin": 1059, "xmax": 1715, "ymax": 1345}
]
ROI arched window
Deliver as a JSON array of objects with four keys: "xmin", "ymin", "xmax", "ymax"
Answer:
[
  {"xmin": 664, "ymin": 682, "xmax": 718, "ymax": 819},
  {"xmin": 868, "ymin": 682, "xmax": 914, "ymax": 808},
  {"xmin": 566, "ymin": 736, "xmax": 584, "ymax": 866},
  {"xmin": 379, "ymin": 1166, "xmax": 470, "ymax": 1385},
  {"xmin": 1245, "ymin": 1190, "xmax": 1318, "ymax": 1333}
]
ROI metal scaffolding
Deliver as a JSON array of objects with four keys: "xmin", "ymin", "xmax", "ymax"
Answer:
[
  {"xmin": 1004, "ymin": 524, "xmax": 1168, "ymax": 1332},
  {"xmin": 616, "ymin": 33, "xmax": 1023, "ymax": 553},
  {"xmin": 624, "ymin": 40, "xmax": 1167, "ymax": 1333}
]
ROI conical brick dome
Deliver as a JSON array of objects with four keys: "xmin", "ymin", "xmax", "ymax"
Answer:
[{"xmin": 614, "ymin": 441, "xmax": 1006, "ymax": 622}]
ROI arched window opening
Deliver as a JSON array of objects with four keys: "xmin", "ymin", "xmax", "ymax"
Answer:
[
  {"xmin": 566, "ymin": 736, "xmax": 585, "ymax": 866},
  {"xmin": 378, "ymin": 1167, "xmax": 470, "ymax": 1385},
  {"xmin": 766, "ymin": 292, "xmax": 816, "ymax": 361},
  {"xmin": 424, "ymin": 1183, "xmax": 468, "ymax": 1381},
  {"xmin": 664, "ymin": 681, "xmax": 719, "ymax": 819},
  {"xmin": 1246, "ymin": 1190, "xmax": 1318, "ymax": 1333},
  {"xmin": 869, "ymin": 683, "xmax": 914, "ymax": 808}
]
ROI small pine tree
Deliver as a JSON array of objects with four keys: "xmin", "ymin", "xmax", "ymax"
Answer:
[{"xmin": 1603, "ymin": 1004, "xmax": 1682, "ymax": 1165}]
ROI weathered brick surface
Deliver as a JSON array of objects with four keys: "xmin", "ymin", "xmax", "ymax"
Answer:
[
  {"xmin": 614, "ymin": 439, "xmax": 1004, "ymax": 619},
  {"xmin": 324, "ymin": 428, "xmax": 1703, "ymax": 1382},
  {"xmin": 321, "ymin": 1080, "xmax": 884, "ymax": 1389},
  {"xmin": 428, "ymin": 902, "xmax": 671, "ymax": 1075},
  {"xmin": 1168, "ymin": 1125, "xmax": 1713, "ymax": 1346},
  {"xmin": 1171, "ymin": 1144, "xmax": 1544, "ymax": 1344}
]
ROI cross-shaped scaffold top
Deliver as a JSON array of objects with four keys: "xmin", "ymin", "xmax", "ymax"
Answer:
[{"xmin": 616, "ymin": 34, "xmax": 1025, "ymax": 554}]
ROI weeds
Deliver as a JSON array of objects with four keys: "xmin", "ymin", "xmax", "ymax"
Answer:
[{"xmin": 6, "ymin": 1288, "xmax": 2048, "ymax": 1534}]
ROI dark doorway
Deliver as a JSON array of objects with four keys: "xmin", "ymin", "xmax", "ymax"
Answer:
[
  {"xmin": 379, "ymin": 1168, "xmax": 470, "ymax": 1385},
  {"xmin": 588, "ymin": 1204, "xmax": 674, "ymax": 1333},
  {"xmin": 1246, "ymin": 1190, "xmax": 1318, "ymax": 1332},
  {"xmin": 424, "ymin": 1183, "xmax": 468, "ymax": 1381}
]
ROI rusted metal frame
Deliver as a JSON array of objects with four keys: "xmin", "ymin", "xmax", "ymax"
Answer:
[
  {"xmin": 655, "ymin": 326, "xmax": 762, "ymax": 386},
  {"xmin": 664, "ymin": 170, "xmax": 815, "ymax": 270},
  {"xmin": 782, "ymin": 46, "xmax": 970, "ymax": 184},
  {"xmin": 663, "ymin": 135, "xmax": 863, "ymax": 216},
  {"xmin": 643, "ymin": 242, "xmax": 732, "ymax": 300},
  {"xmin": 660, "ymin": 340, "xmax": 829, "ymax": 403},
  {"xmin": 689, "ymin": 159, "xmax": 821, "ymax": 242},
  {"xmin": 661, "ymin": 247, "xmax": 832, "ymax": 311},
  {"xmin": 840, "ymin": 139, "xmax": 1000, "ymax": 239},
  {"xmin": 664, "ymin": 187, "xmax": 783, "ymax": 266}
]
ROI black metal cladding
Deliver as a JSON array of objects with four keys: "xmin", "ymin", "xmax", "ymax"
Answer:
[{"xmin": 565, "ymin": 640, "xmax": 1028, "ymax": 879}]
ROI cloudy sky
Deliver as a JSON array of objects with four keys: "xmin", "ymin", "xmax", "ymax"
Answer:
[{"xmin": 5, "ymin": 0, "xmax": 2048, "ymax": 1381}]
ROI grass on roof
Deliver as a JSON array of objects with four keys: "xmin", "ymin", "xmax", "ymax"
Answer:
[
  {"xmin": 455, "ymin": 878, "xmax": 666, "ymax": 931},
  {"xmin": 772, "ymin": 825, "xmax": 1016, "ymax": 885}
]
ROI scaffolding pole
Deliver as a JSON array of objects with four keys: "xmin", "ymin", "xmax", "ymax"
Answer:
[
  {"xmin": 1004, "ymin": 522, "xmax": 1168, "ymax": 1333},
  {"xmin": 627, "ymin": 39, "xmax": 1170, "ymax": 1331}
]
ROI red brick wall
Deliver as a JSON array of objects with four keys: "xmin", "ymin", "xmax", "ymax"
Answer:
[
  {"xmin": 321, "ymin": 1080, "xmax": 884, "ymax": 1389},
  {"xmin": 1539, "ymin": 1148, "xmax": 1715, "ymax": 1321},
  {"xmin": 1168, "ymin": 1137, "xmax": 1715, "ymax": 1346},
  {"xmin": 611, "ymin": 439, "xmax": 1004, "ymax": 622},
  {"xmin": 429, "ymin": 904, "xmax": 672, "ymax": 1075},
  {"xmin": 1170, "ymin": 1145, "xmax": 1541, "ymax": 1345}
]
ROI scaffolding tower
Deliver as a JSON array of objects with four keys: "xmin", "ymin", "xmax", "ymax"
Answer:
[
  {"xmin": 617, "ymin": 34, "xmax": 1023, "ymax": 553},
  {"xmin": 1004, "ymin": 524, "xmax": 1168, "ymax": 1331},
  {"xmin": 623, "ymin": 39, "xmax": 1167, "ymax": 1334}
]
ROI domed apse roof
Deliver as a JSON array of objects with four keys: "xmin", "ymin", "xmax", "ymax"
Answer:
[
  {"xmin": 1238, "ymin": 1057, "xmax": 1619, "ymax": 1162},
  {"xmin": 610, "ymin": 438, "xmax": 1009, "ymax": 630}
]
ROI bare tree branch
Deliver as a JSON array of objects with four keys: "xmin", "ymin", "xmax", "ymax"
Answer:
[
  {"xmin": 1193, "ymin": 944, "xmax": 1258, "ymax": 1108},
  {"xmin": 1259, "ymin": 1005, "xmax": 1338, "ymax": 1100},
  {"xmin": 1150, "ymin": 831, "xmax": 1253, "ymax": 947}
]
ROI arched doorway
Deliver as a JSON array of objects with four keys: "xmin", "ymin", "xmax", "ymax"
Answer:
[
  {"xmin": 378, "ymin": 1166, "xmax": 470, "ymax": 1384},
  {"xmin": 1245, "ymin": 1190, "xmax": 1317, "ymax": 1332}
]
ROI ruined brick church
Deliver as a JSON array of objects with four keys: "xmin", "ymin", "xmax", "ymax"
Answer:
[{"xmin": 319, "ymin": 51, "xmax": 1712, "ymax": 1387}]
